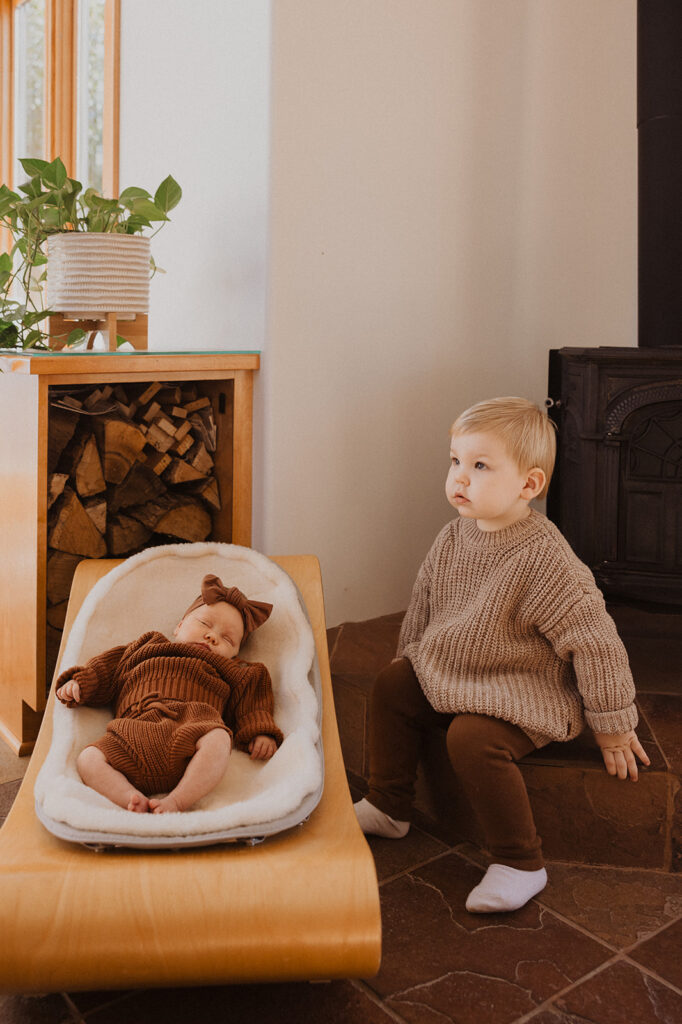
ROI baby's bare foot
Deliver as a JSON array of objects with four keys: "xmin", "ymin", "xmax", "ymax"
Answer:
[
  {"xmin": 127, "ymin": 792, "xmax": 150, "ymax": 813},
  {"xmin": 149, "ymin": 795, "xmax": 184, "ymax": 814}
]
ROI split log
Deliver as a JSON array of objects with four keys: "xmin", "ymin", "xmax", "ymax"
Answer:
[
  {"xmin": 157, "ymin": 385, "xmax": 181, "ymax": 405},
  {"xmin": 100, "ymin": 420, "xmax": 146, "ymax": 483},
  {"xmin": 189, "ymin": 440, "xmax": 214, "ymax": 475},
  {"xmin": 190, "ymin": 407, "xmax": 217, "ymax": 452},
  {"xmin": 145, "ymin": 422, "xmax": 176, "ymax": 453},
  {"xmin": 48, "ymin": 474, "xmax": 69, "ymax": 509},
  {"xmin": 108, "ymin": 463, "xmax": 166, "ymax": 513},
  {"xmin": 185, "ymin": 396, "xmax": 211, "ymax": 412},
  {"xmin": 142, "ymin": 400, "xmax": 161, "ymax": 423},
  {"xmin": 138, "ymin": 381, "xmax": 162, "ymax": 405},
  {"xmin": 46, "ymin": 551, "xmax": 82, "ymax": 604},
  {"xmin": 106, "ymin": 513, "xmax": 152, "ymax": 556},
  {"xmin": 187, "ymin": 476, "xmax": 221, "ymax": 510},
  {"xmin": 145, "ymin": 451, "xmax": 172, "ymax": 476},
  {"xmin": 154, "ymin": 414, "xmax": 177, "ymax": 437},
  {"xmin": 75, "ymin": 434, "xmax": 106, "ymax": 497},
  {"xmin": 48, "ymin": 487, "xmax": 107, "ymax": 558},
  {"xmin": 114, "ymin": 400, "xmax": 136, "ymax": 420},
  {"xmin": 58, "ymin": 432, "xmax": 89, "ymax": 479},
  {"xmin": 46, "ymin": 601, "xmax": 68, "ymax": 631},
  {"xmin": 83, "ymin": 497, "xmax": 107, "ymax": 535},
  {"xmin": 48, "ymin": 407, "xmax": 78, "ymax": 474},
  {"xmin": 173, "ymin": 434, "xmax": 193, "ymax": 458},
  {"xmin": 163, "ymin": 458, "xmax": 206, "ymax": 485},
  {"xmin": 126, "ymin": 492, "xmax": 179, "ymax": 530},
  {"xmin": 83, "ymin": 388, "xmax": 105, "ymax": 409},
  {"xmin": 154, "ymin": 499, "xmax": 212, "ymax": 542}
]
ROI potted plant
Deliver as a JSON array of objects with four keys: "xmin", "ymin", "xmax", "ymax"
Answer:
[{"xmin": 0, "ymin": 157, "xmax": 181, "ymax": 350}]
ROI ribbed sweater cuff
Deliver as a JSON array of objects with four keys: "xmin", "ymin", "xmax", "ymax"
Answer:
[
  {"xmin": 55, "ymin": 665, "xmax": 98, "ymax": 706},
  {"xmin": 585, "ymin": 703, "xmax": 638, "ymax": 735},
  {"xmin": 234, "ymin": 711, "xmax": 284, "ymax": 751}
]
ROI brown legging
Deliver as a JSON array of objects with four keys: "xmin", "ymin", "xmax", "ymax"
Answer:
[{"xmin": 365, "ymin": 658, "xmax": 544, "ymax": 870}]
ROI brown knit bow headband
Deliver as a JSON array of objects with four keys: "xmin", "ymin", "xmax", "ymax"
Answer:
[{"xmin": 184, "ymin": 573, "xmax": 273, "ymax": 640}]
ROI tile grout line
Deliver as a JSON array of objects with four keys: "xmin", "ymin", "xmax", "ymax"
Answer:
[
  {"xmin": 620, "ymin": 954, "xmax": 682, "ymax": 997},
  {"xmin": 350, "ymin": 978, "xmax": 411, "ymax": 1024},
  {"xmin": 635, "ymin": 700, "xmax": 672, "ymax": 772},
  {"xmin": 511, "ymin": 952, "xmax": 626, "ymax": 1024},
  {"xmin": 531, "ymin": 901, "xmax": 623, "ymax": 956},
  {"xmin": 376, "ymin": 846, "xmax": 458, "ymax": 888},
  {"xmin": 61, "ymin": 992, "xmax": 87, "ymax": 1023},
  {"xmin": 620, "ymin": 908, "xmax": 682, "ymax": 958}
]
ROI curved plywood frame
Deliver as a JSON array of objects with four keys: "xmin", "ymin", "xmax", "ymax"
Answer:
[{"xmin": 0, "ymin": 556, "xmax": 381, "ymax": 993}]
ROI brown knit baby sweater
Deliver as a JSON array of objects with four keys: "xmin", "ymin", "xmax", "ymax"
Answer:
[
  {"xmin": 397, "ymin": 509, "xmax": 637, "ymax": 747},
  {"xmin": 56, "ymin": 632, "xmax": 283, "ymax": 751}
]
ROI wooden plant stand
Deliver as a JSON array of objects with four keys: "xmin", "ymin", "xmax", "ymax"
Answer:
[
  {"xmin": 48, "ymin": 312, "xmax": 149, "ymax": 351},
  {"xmin": 0, "ymin": 350, "xmax": 259, "ymax": 754}
]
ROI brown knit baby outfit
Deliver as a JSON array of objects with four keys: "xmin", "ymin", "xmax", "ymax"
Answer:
[
  {"xmin": 56, "ymin": 632, "xmax": 283, "ymax": 796},
  {"xmin": 398, "ymin": 509, "xmax": 637, "ymax": 747}
]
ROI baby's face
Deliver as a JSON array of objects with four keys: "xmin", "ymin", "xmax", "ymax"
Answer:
[{"xmin": 173, "ymin": 601, "xmax": 245, "ymax": 659}]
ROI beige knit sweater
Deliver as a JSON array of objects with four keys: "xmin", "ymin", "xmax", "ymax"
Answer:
[{"xmin": 397, "ymin": 509, "xmax": 638, "ymax": 747}]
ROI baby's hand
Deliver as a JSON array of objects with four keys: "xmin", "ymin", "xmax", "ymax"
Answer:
[
  {"xmin": 594, "ymin": 729, "xmax": 650, "ymax": 781},
  {"xmin": 249, "ymin": 735, "xmax": 277, "ymax": 760},
  {"xmin": 56, "ymin": 679, "xmax": 81, "ymax": 705}
]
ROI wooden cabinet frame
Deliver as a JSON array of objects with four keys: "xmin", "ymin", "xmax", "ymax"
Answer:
[{"xmin": 0, "ymin": 350, "xmax": 259, "ymax": 754}]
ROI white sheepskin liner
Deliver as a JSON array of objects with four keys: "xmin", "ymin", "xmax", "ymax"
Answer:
[{"xmin": 34, "ymin": 543, "xmax": 322, "ymax": 845}]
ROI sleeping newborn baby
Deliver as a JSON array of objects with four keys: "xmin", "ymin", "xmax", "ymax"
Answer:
[{"xmin": 55, "ymin": 574, "xmax": 283, "ymax": 814}]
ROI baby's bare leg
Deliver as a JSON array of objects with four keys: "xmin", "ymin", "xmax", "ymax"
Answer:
[
  {"xmin": 77, "ymin": 745, "xmax": 150, "ymax": 813},
  {"xmin": 150, "ymin": 729, "xmax": 231, "ymax": 814}
]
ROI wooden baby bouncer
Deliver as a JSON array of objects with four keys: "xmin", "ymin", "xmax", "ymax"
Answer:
[{"xmin": 0, "ymin": 554, "xmax": 381, "ymax": 993}]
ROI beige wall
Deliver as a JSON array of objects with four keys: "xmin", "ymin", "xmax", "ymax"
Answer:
[
  {"xmin": 259, "ymin": 0, "xmax": 637, "ymax": 624},
  {"xmin": 120, "ymin": 1, "xmax": 637, "ymax": 626}
]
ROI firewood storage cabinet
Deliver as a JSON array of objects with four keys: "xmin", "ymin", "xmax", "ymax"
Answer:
[{"xmin": 0, "ymin": 350, "xmax": 260, "ymax": 754}]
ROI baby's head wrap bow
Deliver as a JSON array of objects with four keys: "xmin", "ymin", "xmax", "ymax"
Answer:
[{"xmin": 184, "ymin": 573, "xmax": 273, "ymax": 641}]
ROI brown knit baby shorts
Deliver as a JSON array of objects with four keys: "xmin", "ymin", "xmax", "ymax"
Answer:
[{"xmin": 91, "ymin": 701, "xmax": 231, "ymax": 796}]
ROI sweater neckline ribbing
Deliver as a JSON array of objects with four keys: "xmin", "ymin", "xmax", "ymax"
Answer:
[{"xmin": 459, "ymin": 508, "xmax": 543, "ymax": 548}]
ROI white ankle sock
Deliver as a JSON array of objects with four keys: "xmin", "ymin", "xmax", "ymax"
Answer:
[
  {"xmin": 353, "ymin": 798, "xmax": 410, "ymax": 839},
  {"xmin": 466, "ymin": 863, "xmax": 547, "ymax": 913}
]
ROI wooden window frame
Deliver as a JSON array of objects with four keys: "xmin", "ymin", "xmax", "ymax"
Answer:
[{"xmin": 0, "ymin": 0, "xmax": 119, "ymax": 194}]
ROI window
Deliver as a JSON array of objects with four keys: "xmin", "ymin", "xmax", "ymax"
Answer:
[
  {"xmin": 0, "ymin": 0, "xmax": 119, "ymax": 196},
  {"xmin": 76, "ymin": 0, "xmax": 105, "ymax": 192},
  {"xmin": 12, "ymin": 0, "xmax": 45, "ymax": 185}
]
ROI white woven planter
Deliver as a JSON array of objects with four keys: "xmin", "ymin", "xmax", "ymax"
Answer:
[{"xmin": 47, "ymin": 233, "xmax": 151, "ymax": 318}]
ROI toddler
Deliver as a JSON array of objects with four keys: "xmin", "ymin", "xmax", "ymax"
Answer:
[
  {"xmin": 355, "ymin": 397, "xmax": 649, "ymax": 912},
  {"xmin": 56, "ymin": 573, "xmax": 283, "ymax": 814}
]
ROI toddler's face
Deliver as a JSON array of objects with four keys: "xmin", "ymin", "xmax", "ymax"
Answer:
[
  {"xmin": 446, "ymin": 430, "xmax": 535, "ymax": 532},
  {"xmin": 173, "ymin": 601, "xmax": 245, "ymax": 659}
]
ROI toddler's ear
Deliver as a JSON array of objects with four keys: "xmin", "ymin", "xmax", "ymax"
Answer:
[{"xmin": 521, "ymin": 467, "xmax": 546, "ymax": 500}]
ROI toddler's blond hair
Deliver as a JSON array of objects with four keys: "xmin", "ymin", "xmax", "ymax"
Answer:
[{"xmin": 450, "ymin": 397, "xmax": 556, "ymax": 498}]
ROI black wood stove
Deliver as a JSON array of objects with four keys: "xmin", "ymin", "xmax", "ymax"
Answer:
[{"xmin": 547, "ymin": 1, "xmax": 682, "ymax": 605}]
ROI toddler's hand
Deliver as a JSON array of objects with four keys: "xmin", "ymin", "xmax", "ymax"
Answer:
[
  {"xmin": 249, "ymin": 735, "xmax": 277, "ymax": 760},
  {"xmin": 594, "ymin": 729, "xmax": 650, "ymax": 781},
  {"xmin": 56, "ymin": 679, "xmax": 81, "ymax": 705}
]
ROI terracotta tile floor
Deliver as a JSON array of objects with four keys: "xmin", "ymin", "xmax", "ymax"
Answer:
[{"xmin": 1, "ymin": 608, "xmax": 681, "ymax": 1024}]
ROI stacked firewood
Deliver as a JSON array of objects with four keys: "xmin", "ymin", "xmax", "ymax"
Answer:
[{"xmin": 46, "ymin": 381, "xmax": 221, "ymax": 676}]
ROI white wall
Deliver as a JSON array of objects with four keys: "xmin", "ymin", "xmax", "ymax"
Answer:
[
  {"xmin": 119, "ymin": 0, "xmax": 270, "ymax": 353},
  {"xmin": 118, "ymin": 1, "xmax": 637, "ymax": 626},
  {"xmin": 262, "ymin": 0, "xmax": 637, "ymax": 624}
]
